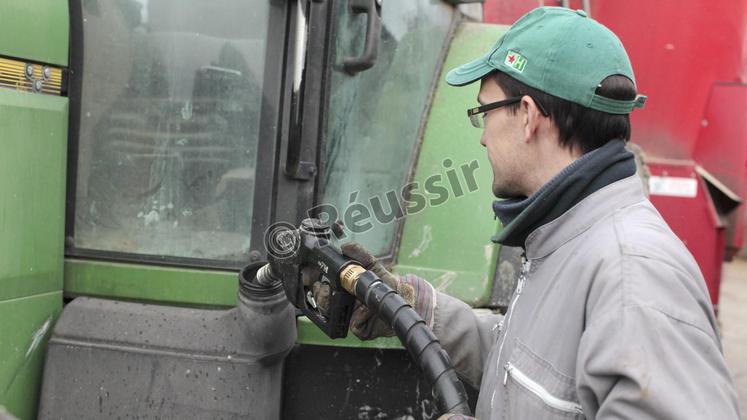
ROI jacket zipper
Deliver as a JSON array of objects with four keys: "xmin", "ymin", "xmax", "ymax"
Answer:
[
  {"xmin": 503, "ymin": 363, "xmax": 584, "ymax": 415},
  {"xmin": 494, "ymin": 254, "xmax": 530, "ymax": 375}
]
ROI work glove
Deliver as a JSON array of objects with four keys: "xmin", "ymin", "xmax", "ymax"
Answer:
[
  {"xmin": 300, "ymin": 265, "xmax": 330, "ymax": 313},
  {"xmin": 340, "ymin": 242, "xmax": 436, "ymax": 340}
]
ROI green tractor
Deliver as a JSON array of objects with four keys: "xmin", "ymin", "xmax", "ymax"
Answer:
[{"xmin": 0, "ymin": 1, "xmax": 515, "ymax": 418}]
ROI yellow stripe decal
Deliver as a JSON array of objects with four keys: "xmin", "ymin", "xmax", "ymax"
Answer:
[{"xmin": 0, "ymin": 57, "xmax": 64, "ymax": 95}]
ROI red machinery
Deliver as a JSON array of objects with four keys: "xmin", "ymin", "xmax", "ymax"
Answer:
[{"xmin": 483, "ymin": 0, "xmax": 747, "ymax": 311}]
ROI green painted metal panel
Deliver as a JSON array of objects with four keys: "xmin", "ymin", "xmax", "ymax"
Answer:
[
  {"xmin": 0, "ymin": 292, "xmax": 62, "ymax": 420},
  {"xmin": 64, "ymin": 259, "xmax": 240, "ymax": 307},
  {"xmin": 0, "ymin": 1, "xmax": 69, "ymax": 66},
  {"xmin": 394, "ymin": 23, "xmax": 508, "ymax": 306},
  {"xmin": 0, "ymin": 91, "xmax": 68, "ymax": 302},
  {"xmin": 0, "ymin": 88, "xmax": 68, "ymax": 418}
]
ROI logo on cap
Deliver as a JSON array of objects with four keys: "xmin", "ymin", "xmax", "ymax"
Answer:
[{"xmin": 505, "ymin": 51, "xmax": 527, "ymax": 73}]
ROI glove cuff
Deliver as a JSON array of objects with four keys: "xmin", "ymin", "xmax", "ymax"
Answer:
[{"xmin": 399, "ymin": 273, "xmax": 437, "ymax": 329}]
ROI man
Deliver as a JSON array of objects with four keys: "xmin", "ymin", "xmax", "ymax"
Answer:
[{"xmin": 342, "ymin": 7, "xmax": 740, "ymax": 420}]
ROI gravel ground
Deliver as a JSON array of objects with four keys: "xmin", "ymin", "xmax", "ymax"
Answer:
[{"xmin": 721, "ymin": 258, "xmax": 747, "ymax": 416}]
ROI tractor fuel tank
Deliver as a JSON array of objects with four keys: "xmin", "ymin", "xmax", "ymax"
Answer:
[{"xmin": 38, "ymin": 271, "xmax": 296, "ymax": 419}]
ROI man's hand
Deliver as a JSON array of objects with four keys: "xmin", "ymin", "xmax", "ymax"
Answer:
[{"xmin": 341, "ymin": 242, "xmax": 436, "ymax": 340}]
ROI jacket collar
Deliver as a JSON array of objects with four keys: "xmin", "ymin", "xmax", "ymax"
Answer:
[
  {"xmin": 492, "ymin": 140, "xmax": 636, "ymax": 248},
  {"xmin": 524, "ymin": 175, "xmax": 647, "ymax": 260}
]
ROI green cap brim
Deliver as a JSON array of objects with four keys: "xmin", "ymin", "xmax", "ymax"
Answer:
[{"xmin": 445, "ymin": 54, "xmax": 496, "ymax": 87}]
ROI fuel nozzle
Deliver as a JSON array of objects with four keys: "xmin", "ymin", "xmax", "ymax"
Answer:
[
  {"xmin": 261, "ymin": 218, "xmax": 360, "ymax": 338},
  {"xmin": 253, "ymin": 222, "xmax": 304, "ymax": 287},
  {"xmin": 255, "ymin": 263, "xmax": 281, "ymax": 288}
]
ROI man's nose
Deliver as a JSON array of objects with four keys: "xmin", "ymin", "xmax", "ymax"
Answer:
[{"xmin": 480, "ymin": 134, "xmax": 487, "ymax": 147}]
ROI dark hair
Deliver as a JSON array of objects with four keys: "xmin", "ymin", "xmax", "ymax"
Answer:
[{"xmin": 494, "ymin": 71, "xmax": 637, "ymax": 154}]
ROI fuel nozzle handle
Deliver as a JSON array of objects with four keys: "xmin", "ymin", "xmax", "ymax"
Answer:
[{"xmin": 263, "ymin": 219, "xmax": 359, "ymax": 339}]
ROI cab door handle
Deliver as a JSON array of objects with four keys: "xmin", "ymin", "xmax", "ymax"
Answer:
[{"xmin": 343, "ymin": 0, "xmax": 382, "ymax": 74}]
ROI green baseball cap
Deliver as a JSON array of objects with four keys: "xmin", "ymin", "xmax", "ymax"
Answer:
[{"xmin": 446, "ymin": 7, "xmax": 646, "ymax": 114}]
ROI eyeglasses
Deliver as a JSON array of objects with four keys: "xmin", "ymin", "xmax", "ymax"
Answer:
[{"xmin": 466, "ymin": 96, "xmax": 549, "ymax": 128}]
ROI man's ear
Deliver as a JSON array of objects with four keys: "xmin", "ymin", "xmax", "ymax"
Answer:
[{"xmin": 521, "ymin": 95, "xmax": 543, "ymax": 142}]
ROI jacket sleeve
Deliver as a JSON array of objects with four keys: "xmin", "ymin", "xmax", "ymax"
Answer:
[
  {"xmin": 432, "ymin": 291, "xmax": 503, "ymax": 389},
  {"xmin": 576, "ymin": 260, "xmax": 740, "ymax": 419}
]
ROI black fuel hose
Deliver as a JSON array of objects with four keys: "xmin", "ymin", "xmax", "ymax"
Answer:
[
  {"xmin": 257, "ymin": 255, "xmax": 473, "ymax": 416},
  {"xmin": 349, "ymin": 269, "xmax": 472, "ymax": 416}
]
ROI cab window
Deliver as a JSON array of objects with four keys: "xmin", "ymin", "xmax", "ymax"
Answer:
[
  {"xmin": 322, "ymin": 1, "xmax": 454, "ymax": 256},
  {"xmin": 70, "ymin": 0, "xmax": 276, "ymax": 263}
]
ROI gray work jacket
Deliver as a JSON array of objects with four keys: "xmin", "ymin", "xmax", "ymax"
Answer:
[{"xmin": 433, "ymin": 175, "xmax": 740, "ymax": 419}]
